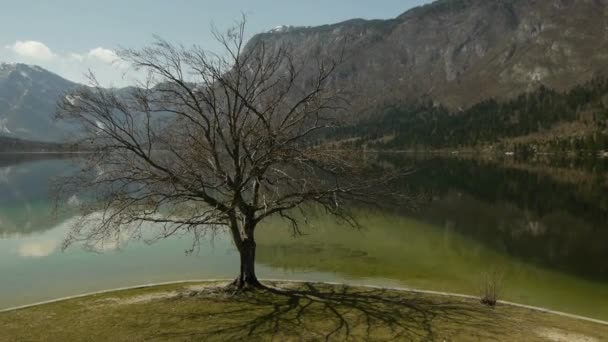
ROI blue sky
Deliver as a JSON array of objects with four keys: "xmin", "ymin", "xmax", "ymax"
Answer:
[{"xmin": 0, "ymin": 0, "xmax": 433, "ymax": 85}]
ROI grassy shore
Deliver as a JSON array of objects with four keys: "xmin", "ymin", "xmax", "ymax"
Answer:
[{"xmin": 1, "ymin": 282, "xmax": 606, "ymax": 341}]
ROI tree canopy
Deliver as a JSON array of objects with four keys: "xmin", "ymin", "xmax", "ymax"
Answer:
[{"xmin": 56, "ymin": 19, "xmax": 407, "ymax": 289}]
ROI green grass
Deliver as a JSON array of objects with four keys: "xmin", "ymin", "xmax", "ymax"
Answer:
[{"xmin": 1, "ymin": 282, "xmax": 607, "ymax": 341}]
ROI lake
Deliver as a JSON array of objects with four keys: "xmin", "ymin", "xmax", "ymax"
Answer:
[{"xmin": 1, "ymin": 153, "xmax": 607, "ymax": 320}]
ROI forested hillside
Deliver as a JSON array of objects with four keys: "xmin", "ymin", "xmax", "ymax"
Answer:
[{"xmin": 331, "ymin": 78, "xmax": 608, "ymax": 153}]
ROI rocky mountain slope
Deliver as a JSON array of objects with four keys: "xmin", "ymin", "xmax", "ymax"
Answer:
[
  {"xmin": 3, "ymin": 0, "xmax": 608, "ymax": 145},
  {"xmin": 0, "ymin": 63, "xmax": 77, "ymax": 141},
  {"xmin": 252, "ymin": 0, "xmax": 608, "ymax": 112}
]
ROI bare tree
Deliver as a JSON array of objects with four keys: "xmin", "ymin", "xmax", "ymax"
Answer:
[{"xmin": 56, "ymin": 19, "xmax": 406, "ymax": 290}]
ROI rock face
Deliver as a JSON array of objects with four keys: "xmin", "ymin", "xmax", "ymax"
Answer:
[
  {"xmin": 251, "ymin": 0, "xmax": 608, "ymax": 112},
  {"xmin": 0, "ymin": 63, "xmax": 77, "ymax": 141},
  {"xmin": 4, "ymin": 0, "xmax": 608, "ymax": 141}
]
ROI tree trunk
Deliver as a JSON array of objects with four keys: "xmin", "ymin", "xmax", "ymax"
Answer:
[{"xmin": 231, "ymin": 238, "xmax": 262, "ymax": 290}]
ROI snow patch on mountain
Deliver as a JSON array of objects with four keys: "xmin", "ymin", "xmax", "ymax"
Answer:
[
  {"xmin": 65, "ymin": 94, "xmax": 77, "ymax": 105},
  {"xmin": 0, "ymin": 63, "xmax": 79, "ymax": 141},
  {"xmin": 0, "ymin": 62, "xmax": 17, "ymax": 70},
  {"xmin": 268, "ymin": 25, "xmax": 307, "ymax": 33},
  {"xmin": 271, "ymin": 25, "xmax": 289, "ymax": 33}
]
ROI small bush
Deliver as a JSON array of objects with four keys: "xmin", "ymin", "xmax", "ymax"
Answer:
[{"xmin": 479, "ymin": 269, "xmax": 504, "ymax": 307}]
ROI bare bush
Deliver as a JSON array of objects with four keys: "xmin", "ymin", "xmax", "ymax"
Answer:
[{"xmin": 479, "ymin": 269, "xmax": 504, "ymax": 306}]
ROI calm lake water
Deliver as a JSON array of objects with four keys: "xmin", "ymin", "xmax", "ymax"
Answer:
[{"xmin": 1, "ymin": 153, "xmax": 607, "ymax": 320}]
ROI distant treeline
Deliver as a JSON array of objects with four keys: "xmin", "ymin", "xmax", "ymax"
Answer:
[
  {"xmin": 0, "ymin": 136, "xmax": 74, "ymax": 152},
  {"xmin": 330, "ymin": 78, "xmax": 608, "ymax": 152}
]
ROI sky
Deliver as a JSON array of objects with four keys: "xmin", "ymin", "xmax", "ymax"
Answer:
[{"xmin": 0, "ymin": 0, "xmax": 433, "ymax": 86}]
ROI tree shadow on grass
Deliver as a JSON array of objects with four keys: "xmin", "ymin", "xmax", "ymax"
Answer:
[{"xmin": 150, "ymin": 282, "xmax": 509, "ymax": 341}]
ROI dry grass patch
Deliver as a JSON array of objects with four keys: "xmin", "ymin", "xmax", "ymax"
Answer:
[{"xmin": 1, "ymin": 282, "xmax": 607, "ymax": 341}]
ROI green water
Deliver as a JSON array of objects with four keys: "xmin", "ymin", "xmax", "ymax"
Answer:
[
  {"xmin": 1, "ymin": 154, "xmax": 607, "ymax": 320},
  {"xmin": 257, "ymin": 213, "xmax": 608, "ymax": 320}
]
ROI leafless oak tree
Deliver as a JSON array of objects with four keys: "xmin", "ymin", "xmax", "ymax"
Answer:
[{"xmin": 56, "ymin": 19, "xmax": 407, "ymax": 289}]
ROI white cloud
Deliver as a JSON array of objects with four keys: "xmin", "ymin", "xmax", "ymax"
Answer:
[
  {"xmin": 3, "ymin": 40, "xmax": 136, "ymax": 86},
  {"xmin": 6, "ymin": 40, "xmax": 55, "ymax": 61},
  {"xmin": 88, "ymin": 47, "xmax": 119, "ymax": 64},
  {"xmin": 68, "ymin": 53, "xmax": 85, "ymax": 62}
]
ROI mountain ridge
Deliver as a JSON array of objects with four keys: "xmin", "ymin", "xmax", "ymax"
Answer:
[
  {"xmin": 252, "ymin": 0, "xmax": 608, "ymax": 112},
  {"xmin": 3, "ymin": 0, "xmax": 608, "ymax": 147},
  {"xmin": 0, "ymin": 62, "xmax": 78, "ymax": 142}
]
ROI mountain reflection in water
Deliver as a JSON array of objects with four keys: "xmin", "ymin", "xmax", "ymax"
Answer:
[{"xmin": 1, "ymin": 153, "xmax": 607, "ymax": 320}]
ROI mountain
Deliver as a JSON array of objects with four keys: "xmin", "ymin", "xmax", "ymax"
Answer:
[
  {"xmin": 0, "ymin": 63, "xmax": 78, "ymax": 142},
  {"xmin": 251, "ymin": 0, "xmax": 608, "ymax": 111},
  {"xmin": 4, "ymin": 0, "xmax": 608, "ymax": 149},
  {"xmin": 0, "ymin": 136, "xmax": 73, "ymax": 152},
  {"xmin": 331, "ymin": 78, "xmax": 608, "ymax": 153}
]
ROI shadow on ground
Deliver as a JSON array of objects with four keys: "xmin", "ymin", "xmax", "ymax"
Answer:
[{"xmin": 149, "ymin": 283, "xmax": 508, "ymax": 341}]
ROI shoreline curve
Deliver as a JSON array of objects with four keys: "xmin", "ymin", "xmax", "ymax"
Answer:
[{"xmin": 1, "ymin": 279, "xmax": 607, "ymax": 326}]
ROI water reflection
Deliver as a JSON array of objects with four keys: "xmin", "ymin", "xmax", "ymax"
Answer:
[
  {"xmin": 17, "ymin": 239, "xmax": 59, "ymax": 258},
  {"xmin": 390, "ymin": 156, "xmax": 608, "ymax": 281},
  {"xmin": 0, "ymin": 166, "xmax": 13, "ymax": 183},
  {"xmin": 1, "ymin": 154, "xmax": 608, "ymax": 320},
  {"xmin": 0, "ymin": 154, "xmax": 76, "ymax": 236}
]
